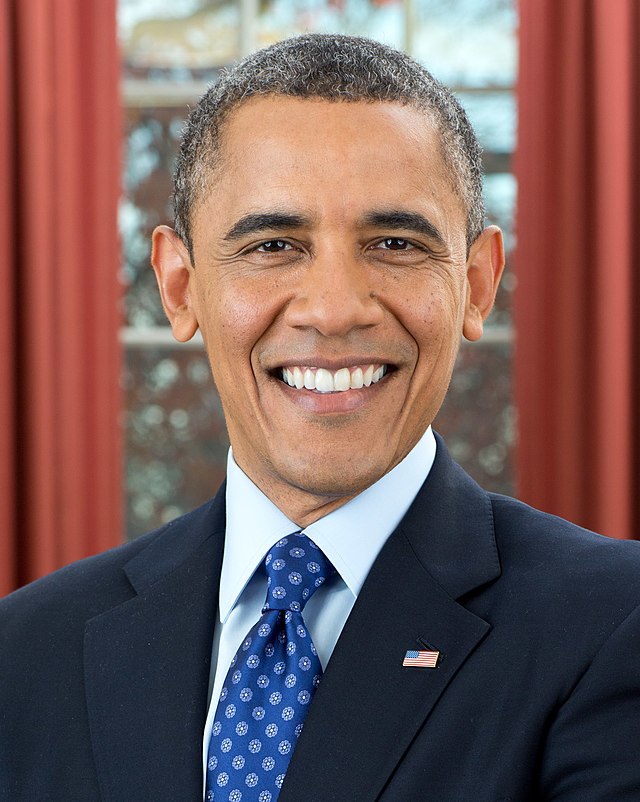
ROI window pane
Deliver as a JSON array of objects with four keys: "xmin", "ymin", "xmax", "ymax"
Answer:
[
  {"xmin": 125, "ymin": 346, "xmax": 229, "ymax": 538},
  {"xmin": 122, "ymin": 105, "xmax": 187, "ymax": 327},
  {"xmin": 254, "ymin": 0, "xmax": 406, "ymax": 50},
  {"xmin": 458, "ymin": 91, "xmax": 515, "ymax": 154},
  {"xmin": 412, "ymin": 0, "xmax": 516, "ymax": 87},
  {"xmin": 484, "ymin": 173, "xmax": 516, "ymax": 327},
  {"xmin": 120, "ymin": 0, "xmax": 239, "ymax": 78},
  {"xmin": 436, "ymin": 342, "xmax": 514, "ymax": 495}
]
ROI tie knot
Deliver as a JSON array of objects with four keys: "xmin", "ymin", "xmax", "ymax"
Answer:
[{"xmin": 262, "ymin": 533, "xmax": 334, "ymax": 613}]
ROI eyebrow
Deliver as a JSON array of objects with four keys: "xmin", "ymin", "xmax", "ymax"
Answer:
[
  {"xmin": 221, "ymin": 208, "xmax": 448, "ymax": 249},
  {"xmin": 223, "ymin": 212, "xmax": 309, "ymax": 241},
  {"xmin": 362, "ymin": 210, "xmax": 447, "ymax": 249}
]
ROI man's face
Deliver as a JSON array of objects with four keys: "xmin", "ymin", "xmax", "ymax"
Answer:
[{"xmin": 153, "ymin": 97, "xmax": 503, "ymax": 524}]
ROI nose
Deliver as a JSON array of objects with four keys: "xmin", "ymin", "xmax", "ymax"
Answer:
[{"xmin": 283, "ymin": 247, "xmax": 384, "ymax": 337}]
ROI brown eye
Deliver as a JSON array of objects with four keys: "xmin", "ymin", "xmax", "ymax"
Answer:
[
  {"xmin": 258, "ymin": 240, "xmax": 290, "ymax": 252},
  {"xmin": 381, "ymin": 238, "xmax": 411, "ymax": 250}
]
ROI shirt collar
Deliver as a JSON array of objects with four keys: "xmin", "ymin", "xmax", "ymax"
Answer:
[{"xmin": 220, "ymin": 427, "xmax": 437, "ymax": 623}]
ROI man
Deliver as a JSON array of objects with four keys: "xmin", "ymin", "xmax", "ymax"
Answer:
[{"xmin": 1, "ymin": 34, "xmax": 640, "ymax": 802}]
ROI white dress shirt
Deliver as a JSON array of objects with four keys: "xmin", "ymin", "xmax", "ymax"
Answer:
[{"xmin": 202, "ymin": 427, "xmax": 437, "ymax": 790}]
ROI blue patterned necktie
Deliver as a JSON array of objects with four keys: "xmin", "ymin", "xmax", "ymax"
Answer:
[{"xmin": 205, "ymin": 533, "xmax": 335, "ymax": 802}]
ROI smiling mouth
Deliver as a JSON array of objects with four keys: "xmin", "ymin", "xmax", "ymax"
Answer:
[{"xmin": 279, "ymin": 364, "xmax": 389, "ymax": 393}]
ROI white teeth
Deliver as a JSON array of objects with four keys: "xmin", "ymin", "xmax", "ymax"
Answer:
[
  {"xmin": 351, "ymin": 367, "xmax": 364, "ymax": 389},
  {"xmin": 293, "ymin": 366, "xmax": 304, "ymax": 389},
  {"xmin": 315, "ymin": 368, "xmax": 334, "ymax": 393},
  {"xmin": 303, "ymin": 368, "xmax": 315, "ymax": 390},
  {"xmin": 281, "ymin": 364, "xmax": 388, "ymax": 393},
  {"xmin": 334, "ymin": 368, "xmax": 351, "ymax": 391},
  {"xmin": 363, "ymin": 365, "xmax": 374, "ymax": 387}
]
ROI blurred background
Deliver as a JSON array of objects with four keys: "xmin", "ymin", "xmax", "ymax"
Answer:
[{"xmin": 1, "ymin": 0, "xmax": 638, "ymax": 594}]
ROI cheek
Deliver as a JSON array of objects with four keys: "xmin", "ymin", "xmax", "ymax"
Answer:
[
  {"xmin": 394, "ymin": 281, "xmax": 464, "ymax": 351},
  {"xmin": 198, "ymin": 279, "xmax": 287, "ymax": 388}
]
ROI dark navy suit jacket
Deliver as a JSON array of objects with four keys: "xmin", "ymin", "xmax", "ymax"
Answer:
[{"xmin": 2, "ymin": 437, "xmax": 640, "ymax": 801}]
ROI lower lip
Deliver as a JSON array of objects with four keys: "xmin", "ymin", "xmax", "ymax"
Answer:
[{"xmin": 275, "ymin": 376, "xmax": 386, "ymax": 413}]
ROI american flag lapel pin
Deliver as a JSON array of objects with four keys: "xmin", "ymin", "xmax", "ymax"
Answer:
[{"xmin": 402, "ymin": 642, "xmax": 440, "ymax": 669}]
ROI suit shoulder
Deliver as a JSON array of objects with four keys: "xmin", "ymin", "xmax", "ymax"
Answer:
[
  {"xmin": 487, "ymin": 491, "xmax": 640, "ymax": 617},
  {"xmin": 0, "ymin": 495, "xmax": 223, "ymax": 747},
  {"xmin": 0, "ymin": 496, "xmax": 220, "ymax": 632},
  {"xmin": 489, "ymin": 492, "xmax": 640, "ymax": 562}
]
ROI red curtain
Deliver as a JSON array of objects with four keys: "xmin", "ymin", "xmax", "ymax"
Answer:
[
  {"xmin": 515, "ymin": 0, "xmax": 640, "ymax": 539},
  {"xmin": 0, "ymin": 0, "xmax": 122, "ymax": 595}
]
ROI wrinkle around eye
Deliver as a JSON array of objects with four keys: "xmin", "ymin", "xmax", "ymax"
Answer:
[
  {"xmin": 366, "ymin": 237, "xmax": 432, "ymax": 263},
  {"xmin": 233, "ymin": 238, "xmax": 309, "ymax": 270},
  {"xmin": 239, "ymin": 238, "xmax": 311, "ymax": 259},
  {"xmin": 367, "ymin": 236, "xmax": 454, "ymax": 265}
]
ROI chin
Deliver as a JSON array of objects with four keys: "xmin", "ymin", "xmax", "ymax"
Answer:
[{"xmin": 280, "ymin": 452, "xmax": 391, "ymax": 500}]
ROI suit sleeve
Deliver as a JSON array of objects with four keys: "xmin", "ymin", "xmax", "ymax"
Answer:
[{"xmin": 539, "ymin": 601, "xmax": 640, "ymax": 800}]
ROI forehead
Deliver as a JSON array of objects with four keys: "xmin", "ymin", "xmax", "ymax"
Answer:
[
  {"xmin": 216, "ymin": 95, "xmax": 442, "ymax": 168},
  {"xmin": 193, "ymin": 96, "xmax": 464, "ymax": 240}
]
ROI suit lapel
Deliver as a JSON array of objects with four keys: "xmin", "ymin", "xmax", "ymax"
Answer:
[
  {"xmin": 281, "ymin": 437, "xmax": 501, "ymax": 801},
  {"xmin": 84, "ymin": 490, "xmax": 226, "ymax": 801}
]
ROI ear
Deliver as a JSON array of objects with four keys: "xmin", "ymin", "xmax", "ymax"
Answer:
[
  {"xmin": 462, "ymin": 225, "xmax": 505, "ymax": 342},
  {"xmin": 150, "ymin": 225, "xmax": 199, "ymax": 342}
]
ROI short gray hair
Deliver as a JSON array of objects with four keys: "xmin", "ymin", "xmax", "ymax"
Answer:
[{"xmin": 174, "ymin": 34, "xmax": 485, "ymax": 259}]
